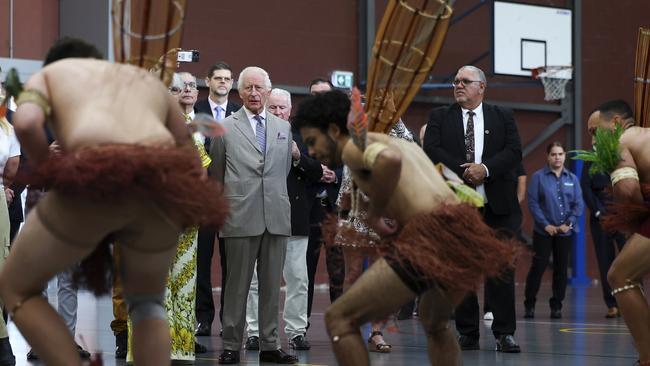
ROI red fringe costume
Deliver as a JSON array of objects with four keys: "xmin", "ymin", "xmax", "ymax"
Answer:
[
  {"xmin": 601, "ymin": 183, "xmax": 650, "ymax": 238},
  {"xmin": 322, "ymin": 202, "xmax": 520, "ymax": 294},
  {"xmin": 17, "ymin": 144, "xmax": 229, "ymax": 295}
]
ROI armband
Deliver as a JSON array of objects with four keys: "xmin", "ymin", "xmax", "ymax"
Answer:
[
  {"xmin": 16, "ymin": 89, "xmax": 52, "ymax": 118},
  {"xmin": 362, "ymin": 142, "xmax": 388, "ymax": 170},
  {"xmin": 610, "ymin": 167, "xmax": 639, "ymax": 186}
]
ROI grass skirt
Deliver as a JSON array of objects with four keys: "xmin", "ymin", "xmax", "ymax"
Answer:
[{"xmin": 322, "ymin": 203, "xmax": 520, "ymax": 293}]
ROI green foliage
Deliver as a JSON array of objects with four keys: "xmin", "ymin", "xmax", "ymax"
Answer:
[
  {"xmin": 4, "ymin": 68, "xmax": 23, "ymax": 99},
  {"xmin": 571, "ymin": 125, "xmax": 623, "ymax": 176}
]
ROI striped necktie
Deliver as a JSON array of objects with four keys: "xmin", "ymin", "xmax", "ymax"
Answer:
[{"xmin": 254, "ymin": 115, "xmax": 266, "ymax": 154}]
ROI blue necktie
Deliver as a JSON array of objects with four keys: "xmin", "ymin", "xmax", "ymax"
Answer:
[
  {"xmin": 254, "ymin": 115, "xmax": 266, "ymax": 154},
  {"xmin": 214, "ymin": 106, "xmax": 223, "ymax": 121}
]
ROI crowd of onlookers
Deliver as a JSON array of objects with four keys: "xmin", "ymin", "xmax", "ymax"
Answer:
[{"xmin": 0, "ymin": 53, "xmax": 632, "ymax": 365}]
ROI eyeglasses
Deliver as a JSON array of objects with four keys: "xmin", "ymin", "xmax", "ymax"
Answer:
[
  {"xmin": 169, "ymin": 82, "xmax": 197, "ymax": 94},
  {"xmin": 212, "ymin": 76, "xmax": 232, "ymax": 82},
  {"xmin": 451, "ymin": 79, "xmax": 482, "ymax": 87}
]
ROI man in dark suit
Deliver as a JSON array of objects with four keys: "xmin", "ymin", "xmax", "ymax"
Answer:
[
  {"xmin": 193, "ymin": 61, "xmax": 241, "ymax": 337},
  {"xmin": 424, "ymin": 65, "xmax": 523, "ymax": 353}
]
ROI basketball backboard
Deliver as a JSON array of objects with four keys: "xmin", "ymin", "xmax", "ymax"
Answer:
[{"xmin": 493, "ymin": 1, "xmax": 572, "ymax": 77}]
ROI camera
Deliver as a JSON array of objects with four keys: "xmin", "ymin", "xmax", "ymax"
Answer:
[{"xmin": 177, "ymin": 50, "xmax": 200, "ymax": 63}]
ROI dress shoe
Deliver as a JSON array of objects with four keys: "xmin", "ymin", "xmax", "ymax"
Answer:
[
  {"xmin": 259, "ymin": 349, "xmax": 298, "ymax": 364},
  {"xmin": 195, "ymin": 322, "xmax": 211, "ymax": 336},
  {"xmin": 218, "ymin": 350, "xmax": 240, "ymax": 364},
  {"xmin": 483, "ymin": 311, "xmax": 494, "ymax": 321},
  {"xmin": 115, "ymin": 330, "xmax": 128, "ymax": 359},
  {"xmin": 244, "ymin": 335, "xmax": 259, "ymax": 351},
  {"xmin": 457, "ymin": 335, "xmax": 479, "ymax": 351},
  {"xmin": 289, "ymin": 335, "xmax": 311, "ymax": 350},
  {"xmin": 550, "ymin": 309, "xmax": 562, "ymax": 319},
  {"xmin": 194, "ymin": 341, "xmax": 207, "ymax": 354},
  {"xmin": 524, "ymin": 307, "xmax": 535, "ymax": 319},
  {"xmin": 25, "ymin": 344, "xmax": 90, "ymax": 361},
  {"xmin": 0, "ymin": 337, "xmax": 15, "ymax": 366},
  {"xmin": 606, "ymin": 306, "xmax": 621, "ymax": 318},
  {"xmin": 495, "ymin": 335, "xmax": 521, "ymax": 353}
]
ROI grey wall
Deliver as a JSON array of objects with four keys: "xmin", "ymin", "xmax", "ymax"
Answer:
[{"xmin": 59, "ymin": 0, "xmax": 110, "ymax": 58}]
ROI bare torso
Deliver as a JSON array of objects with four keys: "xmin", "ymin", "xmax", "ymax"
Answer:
[
  {"xmin": 346, "ymin": 133, "xmax": 459, "ymax": 224},
  {"xmin": 42, "ymin": 59, "xmax": 174, "ymax": 151},
  {"xmin": 620, "ymin": 126, "xmax": 650, "ymax": 182}
]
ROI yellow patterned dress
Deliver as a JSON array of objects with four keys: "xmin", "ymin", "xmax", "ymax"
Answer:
[{"xmin": 127, "ymin": 131, "xmax": 212, "ymax": 362}]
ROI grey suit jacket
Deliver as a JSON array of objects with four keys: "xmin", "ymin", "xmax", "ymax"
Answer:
[{"xmin": 209, "ymin": 108, "xmax": 292, "ymax": 237}]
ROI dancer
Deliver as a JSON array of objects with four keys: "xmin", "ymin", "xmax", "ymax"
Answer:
[
  {"xmin": 293, "ymin": 90, "xmax": 518, "ymax": 366},
  {"xmin": 0, "ymin": 38, "xmax": 227, "ymax": 366},
  {"xmin": 576, "ymin": 100, "xmax": 650, "ymax": 366}
]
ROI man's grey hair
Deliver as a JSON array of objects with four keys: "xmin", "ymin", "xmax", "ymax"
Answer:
[
  {"xmin": 269, "ymin": 88, "xmax": 292, "ymax": 107},
  {"xmin": 171, "ymin": 72, "xmax": 196, "ymax": 89},
  {"xmin": 237, "ymin": 66, "xmax": 272, "ymax": 91},
  {"xmin": 458, "ymin": 65, "xmax": 487, "ymax": 85}
]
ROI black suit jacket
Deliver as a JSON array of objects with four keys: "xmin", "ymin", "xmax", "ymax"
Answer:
[
  {"xmin": 580, "ymin": 161, "xmax": 610, "ymax": 218},
  {"xmin": 194, "ymin": 98, "xmax": 241, "ymax": 151},
  {"xmin": 424, "ymin": 102, "xmax": 522, "ymax": 215},
  {"xmin": 288, "ymin": 131, "xmax": 323, "ymax": 236}
]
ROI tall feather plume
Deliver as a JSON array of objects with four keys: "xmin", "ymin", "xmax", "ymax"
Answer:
[{"xmin": 347, "ymin": 87, "xmax": 368, "ymax": 151}]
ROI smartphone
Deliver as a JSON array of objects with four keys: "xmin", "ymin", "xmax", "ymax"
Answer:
[{"xmin": 177, "ymin": 50, "xmax": 200, "ymax": 63}]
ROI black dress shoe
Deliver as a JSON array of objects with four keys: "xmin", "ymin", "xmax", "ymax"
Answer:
[
  {"xmin": 495, "ymin": 335, "xmax": 521, "ymax": 353},
  {"xmin": 195, "ymin": 322, "xmax": 211, "ymax": 336},
  {"xmin": 245, "ymin": 335, "xmax": 260, "ymax": 351},
  {"xmin": 457, "ymin": 335, "xmax": 479, "ymax": 350},
  {"xmin": 76, "ymin": 344, "xmax": 91, "ymax": 359},
  {"xmin": 115, "ymin": 330, "xmax": 128, "ymax": 359},
  {"xmin": 524, "ymin": 307, "xmax": 535, "ymax": 319},
  {"xmin": 259, "ymin": 349, "xmax": 298, "ymax": 364},
  {"xmin": 26, "ymin": 349, "xmax": 37, "ymax": 361},
  {"xmin": 550, "ymin": 309, "xmax": 562, "ymax": 319},
  {"xmin": 218, "ymin": 350, "xmax": 240, "ymax": 364},
  {"xmin": 195, "ymin": 341, "xmax": 207, "ymax": 354},
  {"xmin": 289, "ymin": 335, "xmax": 311, "ymax": 350}
]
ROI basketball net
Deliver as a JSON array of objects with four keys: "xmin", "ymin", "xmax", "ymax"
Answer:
[{"xmin": 533, "ymin": 66, "xmax": 573, "ymax": 101}]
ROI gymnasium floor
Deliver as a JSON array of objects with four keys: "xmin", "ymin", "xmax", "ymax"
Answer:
[{"xmin": 7, "ymin": 281, "xmax": 641, "ymax": 365}]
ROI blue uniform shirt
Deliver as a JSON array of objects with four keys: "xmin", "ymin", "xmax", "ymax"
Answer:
[{"xmin": 527, "ymin": 165, "xmax": 584, "ymax": 236}]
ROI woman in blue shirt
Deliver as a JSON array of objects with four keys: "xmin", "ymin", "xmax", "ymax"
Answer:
[{"xmin": 524, "ymin": 142, "xmax": 584, "ymax": 319}]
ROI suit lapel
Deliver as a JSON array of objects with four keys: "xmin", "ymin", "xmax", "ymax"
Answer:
[
  {"xmin": 264, "ymin": 112, "xmax": 277, "ymax": 157},
  {"xmin": 452, "ymin": 104, "xmax": 465, "ymax": 152},
  {"xmin": 232, "ymin": 109, "xmax": 263, "ymax": 154},
  {"xmin": 482, "ymin": 104, "xmax": 494, "ymax": 156}
]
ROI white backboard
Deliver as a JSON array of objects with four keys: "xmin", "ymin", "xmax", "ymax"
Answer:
[{"xmin": 493, "ymin": 1, "xmax": 572, "ymax": 77}]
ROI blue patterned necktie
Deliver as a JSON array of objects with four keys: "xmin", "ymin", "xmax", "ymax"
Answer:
[
  {"xmin": 464, "ymin": 110, "xmax": 475, "ymax": 163},
  {"xmin": 254, "ymin": 115, "xmax": 266, "ymax": 154},
  {"xmin": 214, "ymin": 106, "xmax": 223, "ymax": 121}
]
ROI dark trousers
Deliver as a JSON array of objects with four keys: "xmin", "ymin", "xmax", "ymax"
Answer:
[
  {"xmin": 589, "ymin": 216, "xmax": 626, "ymax": 308},
  {"xmin": 306, "ymin": 225, "xmax": 345, "ymax": 319},
  {"xmin": 455, "ymin": 204, "xmax": 520, "ymax": 339},
  {"xmin": 524, "ymin": 231, "xmax": 572, "ymax": 310},
  {"xmin": 195, "ymin": 227, "xmax": 225, "ymax": 325}
]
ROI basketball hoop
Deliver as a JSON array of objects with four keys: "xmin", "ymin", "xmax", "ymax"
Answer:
[{"xmin": 532, "ymin": 66, "xmax": 573, "ymax": 101}]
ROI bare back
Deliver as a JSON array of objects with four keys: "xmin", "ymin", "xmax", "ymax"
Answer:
[
  {"xmin": 345, "ymin": 133, "xmax": 459, "ymax": 224},
  {"xmin": 39, "ymin": 59, "xmax": 175, "ymax": 150},
  {"xmin": 620, "ymin": 126, "xmax": 650, "ymax": 183}
]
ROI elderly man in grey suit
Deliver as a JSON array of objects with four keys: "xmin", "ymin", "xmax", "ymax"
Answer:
[{"xmin": 209, "ymin": 66, "xmax": 298, "ymax": 365}]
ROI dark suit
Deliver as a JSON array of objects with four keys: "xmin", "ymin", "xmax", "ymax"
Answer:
[
  {"xmin": 580, "ymin": 162, "xmax": 625, "ymax": 309},
  {"xmin": 193, "ymin": 99, "xmax": 241, "ymax": 329},
  {"xmin": 5, "ymin": 110, "xmax": 25, "ymax": 242},
  {"xmin": 289, "ymin": 131, "xmax": 323, "ymax": 236},
  {"xmin": 424, "ymin": 102, "xmax": 522, "ymax": 339}
]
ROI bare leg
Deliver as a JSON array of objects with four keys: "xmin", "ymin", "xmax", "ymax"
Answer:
[
  {"xmin": 121, "ymin": 243, "xmax": 177, "ymax": 366},
  {"xmin": 325, "ymin": 258, "xmax": 415, "ymax": 366},
  {"xmin": 0, "ymin": 213, "xmax": 94, "ymax": 366},
  {"xmin": 607, "ymin": 234, "xmax": 650, "ymax": 362},
  {"xmin": 342, "ymin": 249, "xmax": 391, "ymax": 351},
  {"xmin": 419, "ymin": 286, "xmax": 465, "ymax": 366}
]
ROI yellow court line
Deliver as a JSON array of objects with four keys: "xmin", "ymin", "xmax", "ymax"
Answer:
[{"xmin": 560, "ymin": 327, "xmax": 631, "ymax": 335}]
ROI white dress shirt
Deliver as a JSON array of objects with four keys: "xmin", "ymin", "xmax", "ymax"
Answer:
[{"xmin": 243, "ymin": 107, "xmax": 267, "ymax": 133}]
